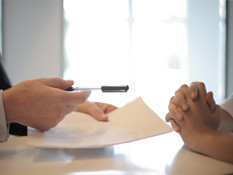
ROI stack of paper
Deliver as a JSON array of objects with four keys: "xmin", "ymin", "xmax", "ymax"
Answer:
[{"xmin": 28, "ymin": 97, "xmax": 173, "ymax": 148}]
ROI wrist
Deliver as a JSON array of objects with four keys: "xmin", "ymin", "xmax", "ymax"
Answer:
[
  {"xmin": 218, "ymin": 109, "xmax": 233, "ymax": 132},
  {"xmin": 188, "ymin": 130, "xmax": 217, "ymax": 153}
]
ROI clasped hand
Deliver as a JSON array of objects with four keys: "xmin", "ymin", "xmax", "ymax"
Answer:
[{"xmin": 165, "ymin": 82, "xmax": 221, "ymax": 148}]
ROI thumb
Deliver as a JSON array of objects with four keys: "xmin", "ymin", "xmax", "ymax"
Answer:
[
  {"xmin": 170, "ymin": 119, "xmax": 181, "ymax": 132},
  {"xmin": 46, "ymin": 77, "xmax": 74, "ymax": 90},
  {"xmin": 206, "ymin": 91, "xmax": 216, "ymax": 113},
  {"xmin": 212, "ymin": 104, "xmax": 221, "ymax": 130}
]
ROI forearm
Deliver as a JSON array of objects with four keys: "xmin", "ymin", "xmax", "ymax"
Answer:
[
  {"xmin": 218, "ymin": 109, "xmax": 233, "ymax": 132},
  {"xmin": 194, "ymin": 131, "xmax": 233, "ymax": 164}
]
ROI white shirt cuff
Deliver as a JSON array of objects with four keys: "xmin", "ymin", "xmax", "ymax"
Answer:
[
  {"xmin": 0, "ymin": 90, "xmax": 9, "ymax": 142},
  {"xmin": 221, "ymin": 94, "xmax": 233, "ymax": 118}
]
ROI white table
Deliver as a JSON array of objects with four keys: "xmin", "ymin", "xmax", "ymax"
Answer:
[{"xmin": 0, "ymin": 132, "xmax": 233, "ymax": 175}]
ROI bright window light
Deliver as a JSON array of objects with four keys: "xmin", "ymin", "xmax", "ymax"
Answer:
[{"xmin": 63, "ymin": 0, "xmax": 225, "ymax": 117}]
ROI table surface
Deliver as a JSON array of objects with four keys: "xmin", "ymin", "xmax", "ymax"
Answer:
[{"xmin": 0, "ymin": 132, "xmax": 233, "ymax": 175}]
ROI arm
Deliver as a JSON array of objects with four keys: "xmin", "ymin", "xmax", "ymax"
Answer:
[
  {"xmin": 2, "ymin": 78, "xmax": 90, "ymax": 131},
  {"xmin": 218, "ymin": 109, "xmax": 233, "ymax": 132},
  {"xmin": 193, "ymin": 130, "xmax": 233, "ymax": 164},
  {"xmin": 219, "ymin": 95, "xmax": 233, "ymax": 132},
  {"xmin": 167, "ymin": 82, "xmax": 233, "ymax": 164}
]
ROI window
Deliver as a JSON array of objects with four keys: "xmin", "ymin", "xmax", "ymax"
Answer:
[{"xmin": 63, "ymin": 0, "xmax": 225, "ymax": 117}]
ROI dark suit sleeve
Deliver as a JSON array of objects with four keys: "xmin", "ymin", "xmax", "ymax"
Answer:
[
  {"xmin": 0, "ymin": 57, "xmax": 27, "ymax": 136},
  {"xmin": 0, "ymin": 58, "xmax": 11, "ymax": 90}
]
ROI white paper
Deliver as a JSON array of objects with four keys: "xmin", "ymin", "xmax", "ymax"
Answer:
[{"xmin": 28, "ymin": 97, "xmax": 173, "ymax": 148}]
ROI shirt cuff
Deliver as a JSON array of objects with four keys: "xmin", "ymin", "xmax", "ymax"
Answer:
[
  {"xmin": 0, "ymin": 90, "xmax": 9, "ymax": 142},
  {"xmin": 221, "ymin": 94, "xmax": 233, "ymax": 118}
]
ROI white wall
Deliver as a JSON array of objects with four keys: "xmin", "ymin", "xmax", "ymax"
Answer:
[
  {"xmin": 187, "ymin": 0, "xmax": 225, "ymax": 102},
  {"xmin": 226, "ymin": 0, "xmax": 233, "ymax": 96},
  {"xmin": 2, "ymin": 0, "xmax": 63, "ymax": 85}
]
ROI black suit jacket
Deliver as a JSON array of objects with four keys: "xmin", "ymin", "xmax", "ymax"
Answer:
[{"xmin": 0, "ymin": 56, "xmax": 27, "ymax": 136}]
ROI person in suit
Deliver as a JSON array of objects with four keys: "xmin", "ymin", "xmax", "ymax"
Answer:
[{"xmin": 0, "ymin": 55, "xmax": 117, "ymax": 141}]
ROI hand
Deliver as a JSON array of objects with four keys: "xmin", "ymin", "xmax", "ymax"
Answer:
[
  {"xmin": 3, "ymin": 77, "xmax": 90, "ymax": 131},
  {"xmin": 76, "ymin": 101, "xmax": 117, "ymax": 121},
  {"xmin": 167, "ymin": 83, "xmax": 221, "ymax": 150},
  {"xmin": 166, "ymin": 82, "xmax": 216, "ymax": 132}
]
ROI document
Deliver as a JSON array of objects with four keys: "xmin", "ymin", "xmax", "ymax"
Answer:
[{"xmin": 28, "ymin": 97, "xmax": 173, "ymax": 148}]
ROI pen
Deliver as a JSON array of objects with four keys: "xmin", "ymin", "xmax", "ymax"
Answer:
[{"xmin": 66, "ymin": 85, "xmax": 129, "ymax": 92}]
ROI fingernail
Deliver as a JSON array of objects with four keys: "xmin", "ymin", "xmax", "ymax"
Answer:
[
  {"xmin": 82, "ymin": 91, "xmax": 91, "ymax": 100},
  {"xmin": 85, "ymin": 91, "xmax": 91, "ymax": 96},
  {"xmin": 175, "ymin": 127, "xmax": 181, "ymax": 132},
  {"xmin": 66, "ymin": 80, "xmax": 74, "ymax": 85},
  {"xmin": 182, "ymin": 104, "xmax": 188, "ymax": 111},
  {"xmin": 191, "ymin": 92, "xmax": 196, "ymax": 98},
  {"xmin": 102, "ymin": 114, "xmax": 108, "ymax": 121}
]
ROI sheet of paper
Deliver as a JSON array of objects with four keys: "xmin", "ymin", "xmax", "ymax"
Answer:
[{"xmin": 28, "ymin": 97, "xmax": 173, "ymax": 148}]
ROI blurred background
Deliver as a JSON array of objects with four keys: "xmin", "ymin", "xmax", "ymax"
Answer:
[{"xmin": 2, "ymin": 0, "xmax": 233, "ymax": 118}]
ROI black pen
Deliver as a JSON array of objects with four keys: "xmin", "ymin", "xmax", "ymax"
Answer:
[{"xmin": 66, "ymin": 85, "xmax": 129, "ymax": 93}]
